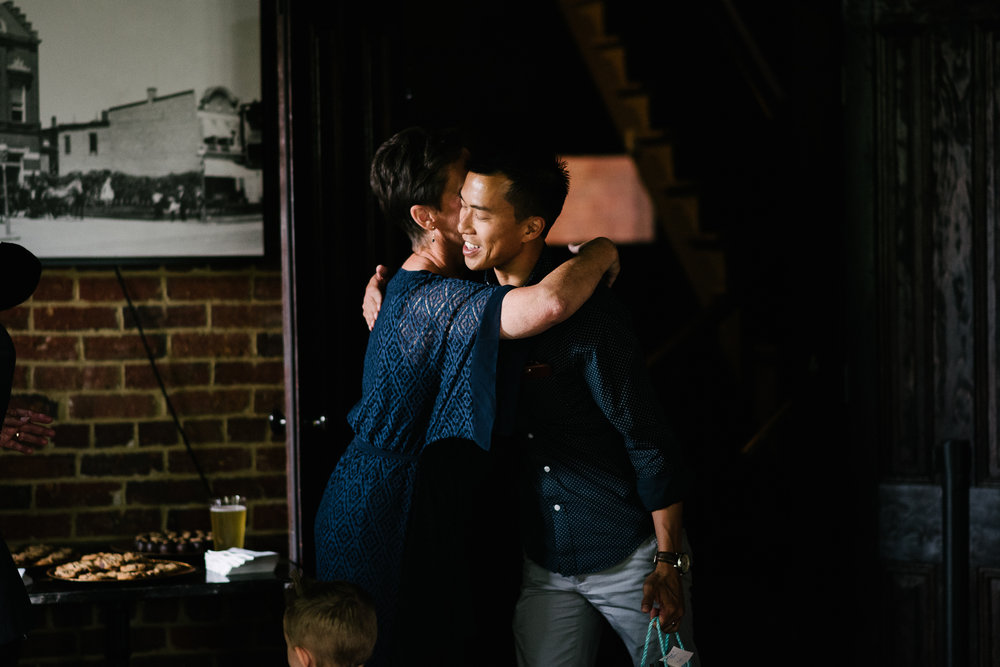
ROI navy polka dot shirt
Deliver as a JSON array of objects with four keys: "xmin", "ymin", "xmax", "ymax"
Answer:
[{"xmin": 492, "ymin": 249, "xmax": 692, "ymax": 576}]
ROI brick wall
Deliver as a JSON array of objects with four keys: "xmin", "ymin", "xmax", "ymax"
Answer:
[{"xmin": 0, "ymin": 262, "xmax": 289, "ymax": 665}]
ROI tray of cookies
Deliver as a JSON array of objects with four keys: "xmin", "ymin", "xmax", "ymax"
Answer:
[
  {"xmin": 47, "ymin": 551, "xmax": 196, "ymax": 582},
  {"xmin": 11, "ymin": 544, "xmax": 76, "ymax": 571}
]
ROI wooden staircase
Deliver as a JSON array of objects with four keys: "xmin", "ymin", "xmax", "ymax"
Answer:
[
  {"xmin": 555, "ymin": 0, "xmax": 727, "ymax": 310},
  {"xmin": 557, "ymin": 0, "xmax": 804, "ymax": 454}
]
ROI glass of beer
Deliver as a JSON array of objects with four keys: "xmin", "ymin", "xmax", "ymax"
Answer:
[{"xmin": 210, "ymin": 495, "xmax": 247, "ymax": 550}]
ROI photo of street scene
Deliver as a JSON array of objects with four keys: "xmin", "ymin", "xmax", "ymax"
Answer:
[{"xmin": 0, "ymin": 0, "xmax": 263, "ymax": 260}]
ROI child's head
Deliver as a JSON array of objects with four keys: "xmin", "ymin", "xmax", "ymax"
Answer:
[{"xmin": 283, "ymin": 574, "xmax": 377, "ymax": 667}]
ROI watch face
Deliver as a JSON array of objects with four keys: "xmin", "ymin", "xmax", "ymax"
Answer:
[{"xmin": 677, "ymin": 553, "xmax": 691, "ymax": 574}]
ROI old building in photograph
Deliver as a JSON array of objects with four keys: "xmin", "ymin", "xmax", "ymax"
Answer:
[
  {"xmin": 51, "ymin": 86, "xmax": 262, "ymax": 206},
  {"xmin": 0, "ymin": 2, "xmax": 43, "ymax": 200}
]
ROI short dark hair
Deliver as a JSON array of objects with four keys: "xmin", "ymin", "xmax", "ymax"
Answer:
[
  {"xmin": 464, "ymin": 134, "xmax": 569, "ymax": 236},
  {"xmin": 369, "ymin": 126, "xmax": 465, "ymax": 245},
  {"xmin": 283, "ymin": 574, "xmax": 377, "ymax": 667}
]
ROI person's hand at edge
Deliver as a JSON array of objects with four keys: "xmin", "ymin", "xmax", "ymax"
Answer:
[
  {"xmin": 1, "ymin": 407, "xmax": 55, "ymax": 455},
  {"xmin": 640, "ymin": 563, "xmax": 685, "ymax": 630},
  {"xmin": 362, "ymin": 265, "xmax": 390, "ymax": 331},
  {"xmin": 568, "ymin": 238, "xmax": 620, "ymax": 287}
]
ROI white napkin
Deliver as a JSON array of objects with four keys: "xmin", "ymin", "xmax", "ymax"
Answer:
[{"xmin": 204, "ymin": 547, "xmax": 278, "ymax": 576}]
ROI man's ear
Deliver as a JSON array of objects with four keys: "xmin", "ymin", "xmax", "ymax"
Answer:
[
  {"xmin": 522, "ymin": 215, "xmax": 546, "ymax": 242},
  {"xmin": 293, "ymin": 645, "xmax": 314, "ymax": 667},
  {"xmin": 409, "ymin": 204, "xmax": 436, "ymax": 233}
]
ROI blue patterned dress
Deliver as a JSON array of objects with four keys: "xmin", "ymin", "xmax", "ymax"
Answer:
[{"xmin": 314, "ymin": 269, "xmax": 511, "ymax": 663}]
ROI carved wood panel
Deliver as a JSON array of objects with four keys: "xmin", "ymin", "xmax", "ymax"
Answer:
[
  {"xmin": 864, "ymin": 3, "xmax": 1000, "ymax": 664},
  {"xmin": 874, "ymin": 6, "xmax": 1000, "ymax": 482},
  {"xmin": 881, "ymin": 563, "xmax": 940, "ymax": 666},
  {"xmin": 974, "ymin": 26, "xmax": 1000, "ymax": 485},
  {"xmin": 979, "ymin": 569, "xmax": 1000, "ymax": 667}
]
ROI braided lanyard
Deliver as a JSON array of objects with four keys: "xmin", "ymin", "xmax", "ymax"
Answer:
[{"xmin": 640, "ymin": 617, "xmax": 690, "ymax": 667}]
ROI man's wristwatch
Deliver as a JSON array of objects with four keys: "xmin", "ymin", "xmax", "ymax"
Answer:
[{"xmin": 653, "ymin": 551, "xmax": 691, "ymax": 574}]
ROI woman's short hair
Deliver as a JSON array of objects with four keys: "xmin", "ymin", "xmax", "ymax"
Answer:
[{"xmin": 369, "ymin": 126, "xmax": 465, "ymax": 245}]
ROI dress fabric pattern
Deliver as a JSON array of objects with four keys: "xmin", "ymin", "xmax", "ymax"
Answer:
[{"xmin": 314, "ymin": 269, "xmax": 509, "ymax": 664}]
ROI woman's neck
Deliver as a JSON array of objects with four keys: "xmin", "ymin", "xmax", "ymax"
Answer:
[{"xmin": 403, "ymin": 244, "xmax": 466, "ymax": 278}]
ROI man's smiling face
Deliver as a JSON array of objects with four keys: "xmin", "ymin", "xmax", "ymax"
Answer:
[{"xmin": 458, "ymin": 172, "xmax": 533, "ymax": 273}]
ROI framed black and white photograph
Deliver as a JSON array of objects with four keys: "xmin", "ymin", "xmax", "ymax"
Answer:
[{"xmin": 0, "ymin": 0, "xmax": 264, "ymax": 262}]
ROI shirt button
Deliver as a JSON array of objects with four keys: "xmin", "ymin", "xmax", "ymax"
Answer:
[
  {"xmin": 553, "ymin": 504, "xmax": 561, "ymax": 511},
  {"xmin": 543, "ymin": 466, "xmax": 551, "ymax": 473}
]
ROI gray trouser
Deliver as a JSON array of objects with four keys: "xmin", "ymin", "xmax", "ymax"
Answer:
[{"xmin": 513, "ymin": 534, "xmax": 698, "ymax": 667}]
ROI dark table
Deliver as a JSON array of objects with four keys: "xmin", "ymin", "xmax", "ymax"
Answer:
[{"xmin": 25, "ymin": 558, "xmax": 291, "ymax": 666}]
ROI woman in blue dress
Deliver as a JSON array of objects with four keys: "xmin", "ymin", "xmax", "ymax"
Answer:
[{"xmin": 313, "ymin": 127, "xmax": 618, "ymax": 665}]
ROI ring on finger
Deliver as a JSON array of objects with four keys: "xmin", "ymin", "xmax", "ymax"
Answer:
[{"xmin": 14, "ymin": 431, "xmax": 21, "ymax": 441}]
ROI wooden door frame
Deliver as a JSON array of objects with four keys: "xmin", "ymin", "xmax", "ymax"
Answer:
[{"xmin": 271, "ymin": 0, "xmax": 400, "ymax": 572}]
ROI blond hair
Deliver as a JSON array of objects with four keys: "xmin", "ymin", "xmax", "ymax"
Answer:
[{"xmin": 283, "ymin": 573, "xmax": 377, "ymax": 667}]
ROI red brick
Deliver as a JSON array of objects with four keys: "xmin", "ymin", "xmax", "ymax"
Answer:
[
  {"xmin": 0, "ymin": 512, "xmax": 73, "ymax": 540},
  {"xmin": 11, "ymin": 334, "xmax": 78, "ymax": 361},
  {"xmin": 10, "ymin": 365, "xmax": 27, "ymax": 389},
  {"xmin": 125, "ymin": 362, "xmax": 211, "ymax": 389},
  {"xmin": 167, "ymin": 508, "xmax": 214, "ymax": 533},
  {"xmin": 75, "ymin": 508, "xmax": 162, "ymax": 538},
  {"xmin": 181, "ymin": 597, "xmax": 223, "ymax": 623},
  {"xmin": 32, "ymin": 274, "xmax": 75, "ymax": 301},
  {"xmin": 0, "ymin": 484, "xmax": 31, "ymax": 509},
  {"xmin": 131, "ymin": 653, "xmax": 214, "ymax": 667},
  {"xmin": 167, "ymin": 275, "xmax": 252, "ymax": 300},
  {"xmin": 94, "ymin": 422, "xmax": 136, "ymax": 447},
  {"xmin": 138, "ymin": 421, "xmax": 178, "ymax": 446},
  {"xmin": 0, "ymin": 453, "xmax": 76, "ymax": 479},
  {"xmin": 212, "ymin": 474, "xmax": 286, "ymax": 502},
  {"xmin": 79, "ymin": 275, "xmax": 162, "ymax": 301},
  {"xmin": 178, "ymin": 419, "xmax": 223, "ymax": 442},
  {"xmin": 35, "ymin": 481, "xmax": 123, "ymax": 508},
  {"xmin": 80, "ymin": 452, "xmax": 164, "ymax": 476},
  {"xmin": 253, "ymin": 273, "xmax": 282, "ymax": 300},
  {"xmin": 83, "ymin": 334, "xmax": 165, "ymax": 360},
  {"xmin": 34, "ymin": 306, "xmax": 119, "ymax": 331},
  {"xmin": 256, "ymin": 332, "xmax": 284, "ymax": 358},
  {"xmin": 0, "ymin": 306, "xmax": 30, "ymax": 330},
  {"xmin": 50, "ymin": 603, "xmax": 95, "ymax": 628},
  {"xmin": 170, "ymin": 332, "xmax": 252, "ymax": 358},
  {"xmin": 168, "ymin": 446, "xmax": 252, "ymax": 475},
  {"xmin": 253, "ymin": 389, "xmax": 286, "ymax": 415},
  {"xmin": 69, "ymin": 393, "xmax": 159, "ymax": 419},
  {"xmin": 125, "ymin": 625, "xmax": 168, "ymax": 653},
  {"xmin": 18, "ymin": 628, "xmax": 81, "ymax": 658},
  {"xmin": 215, "ymin": 360, "xmax": 283, "ymax": 385},
  {"xmin": 51, "ymin": 422, "xmax": 91, "ymax": 449},
  {"xmin": 140, "ymin": 599, "xmax": 180, "ymax": 624},
  {"xmin": 127, "ymin": 478, "xmax": 210, "ymax": 505},
  {"xmin": 34, "ymin": 364, "xmax": 121, "ymax": 390},
  {"xmin": 212, "ymin": 303, "xmax": 282, "ymax": 329},
  {"xmin": 227, "ymin": 417, "xmax": 267, "ymax": 442},
  {"xmin": 168, "ymin": 624, "xmax": 225, "ymax": 650},
  {"xmin": 125, "ymin": 304, "xmax": 207, "ymax": 329},
  {"xmin": 256, "ymin": 444, "xmax": 287, "ymax": 471},
  {"xmin": 8, "ymin": 393, "xmax": 58, "ymax": 416},
  {"xmin": 169, "ymin": 389, "xmax": 250, "ymax": 416},
  {"xmin": 252, "ymin": 502, "xmax": 289, "ymax": 531}
]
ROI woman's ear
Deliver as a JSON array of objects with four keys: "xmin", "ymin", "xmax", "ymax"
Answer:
[{"xmin": 409, "ymin": 204, "xmax": 436, "ymax": 233}]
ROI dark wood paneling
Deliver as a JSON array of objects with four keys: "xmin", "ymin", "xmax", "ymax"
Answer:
[
  {"xmin": 882, "ymin": 563, "xmax": 940, "ymax": 666},
  {"xmin": 974, "ymin": 26, "xmax": 1000, "ymax": 485},
  {"xmin": 875, "ymin": 26, "xmax": 935, "ymax": 479},
  {"xmin": 979, "ymin": 568, "xmax": 1000, "ymax": 667},
  {"xmin": 861, "ymin": 2, "xmax": 1000, "ymax": 663}
]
